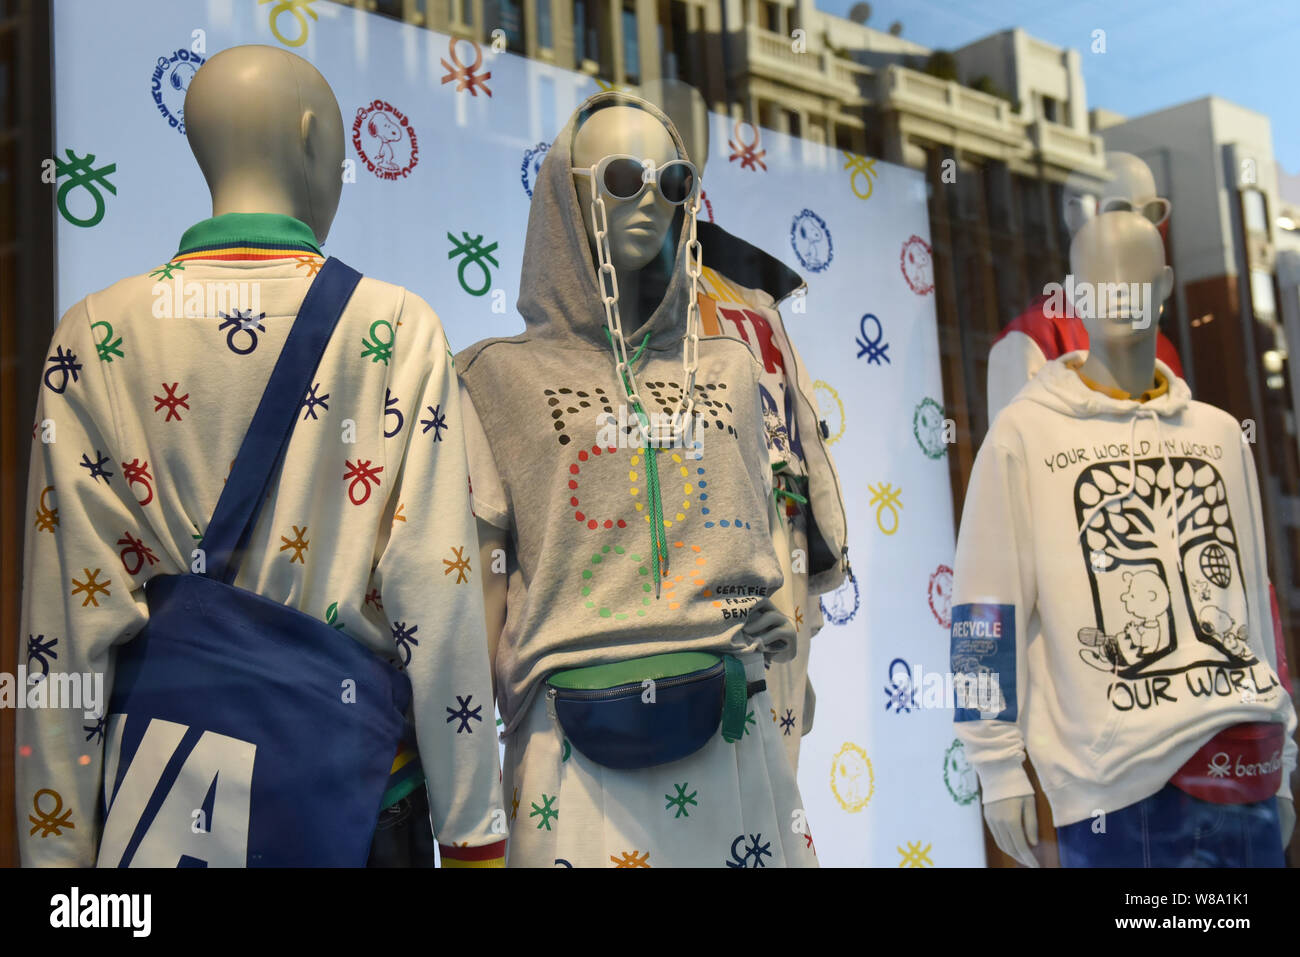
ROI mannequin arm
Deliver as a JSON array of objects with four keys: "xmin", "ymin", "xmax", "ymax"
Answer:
[
  {"xmin": 983, "ymin": 795, "xmax": 1039, "ymax": 868},
  {"xmin": 476, "ymin": 518, "xmax": 508, "ymax": 700},
  {"xmin": 1279, "ymin": 796, "xmax": 1295, "ymax": 846}
]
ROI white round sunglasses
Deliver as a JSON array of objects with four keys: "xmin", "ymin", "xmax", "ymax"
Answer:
[{"xmin": 571, "ymin": 154, "xmax": 700, "ymax": 206}]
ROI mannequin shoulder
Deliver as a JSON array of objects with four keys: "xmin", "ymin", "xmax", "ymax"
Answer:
[{"xmin": 1182, "ymin": 399, "xmax": 1249, "ymax": 442}]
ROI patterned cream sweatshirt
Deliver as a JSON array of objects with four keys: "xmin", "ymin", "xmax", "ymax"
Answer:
[{"xmin": 17, "ymin": 213, "xmax": 505, "ymax": 866}]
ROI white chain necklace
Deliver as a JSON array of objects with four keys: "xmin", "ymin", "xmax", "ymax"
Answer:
[{"xmin": 590, "ymin": 184, "xmax": 703, "ymax": 444}]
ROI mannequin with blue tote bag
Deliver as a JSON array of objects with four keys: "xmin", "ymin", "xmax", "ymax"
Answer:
[{"xmin": 97, "ymin": 258, "xmax": 415, "ymax": 867}]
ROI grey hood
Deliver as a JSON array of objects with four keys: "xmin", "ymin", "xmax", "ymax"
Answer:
[{"xmin": 513, "ymin": 90, "xmax": 695, "ymax": 353}]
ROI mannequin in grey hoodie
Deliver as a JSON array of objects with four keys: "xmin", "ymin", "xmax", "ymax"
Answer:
[{"xmin": 456, "ymin": 92, "xmax": 817, "ymax": 867}]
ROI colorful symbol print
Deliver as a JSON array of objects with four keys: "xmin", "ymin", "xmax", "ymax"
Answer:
[
  {"xmin": 900, "ymin": 234, "xmax": 934, "ymax": 296},
  {"xmin": 150, "ymin": 48, "xmax": 205, "ymax": 134},
  {"xmin": 261, "ymin": 0, "xmax": 319, "ymax": 47},
  {"xmin": 91, "ymin": 321, "xmax": 123, "ymax": 362},
  {"xmin": 868, "ymin": 482, "xmax": 903, "ymax": 535},
  {"xmin": 351, "ymin": 100, "xmax": 419, "ymax": 180},
  {"xmin": 728, "ymin": 122, "xmax": 767, "ymax": 171},
  {"xmin": 943, "ymin": 738, "xmax": 979, "ymax": 806},
  {"xmin": 819, "ymin": 572, "xmax": 859, "ymax": 626},
  {"xmin": 580, "ymin": 543, "xmax": 653, "ymax": 620},
  {"xmin": 790, "ymin": 209, "xmax": 833, "ymax": 273},
  {"xmin": 521, "ymin": 141, "xmax": 550, "ymax": 198},
  {"xmin": 28, "ymin": 789, "xmax": 74, "ymax": 838},
  {"xmin": 855, "ymin": 313, "xmax": 889, "ymax": 364},
  {"xmin": 829, "ymin": 742, "xmax": 874, "ymax": 813},
  {"xmin": 913, "ymin": 397, "xmax": 947, "ymax": 459},
  {"xmin": 884, "ymin": 657, "xmax": 918, "ymax": 713},
  {"xmin": 447, "ymin": 231, "xmax": 500, "ymax": 297},
  {"xmin": 898, "ymin": 840, "xmax": 933, "ymax": 867},
  {"xmin": 842, "ymin": 151, "xmax": 878, "ymax": 200},
  {"xmin": 813, "ymin": 380, "xmax": 845, "ymax": 446},
  {"xmin": 441, "ymin": 37, "xmax": 493, "ymax": 96},
  {"xmin": 55, "ymin": 149, "xmax": 117, "ymax": 228},
  {"xmin": 725, "ymin": 833, "xmax": 772, "ymax": 868},
  {"xmin": 928, "ymin": 564, "xmax": 953, "ymax": 629}
]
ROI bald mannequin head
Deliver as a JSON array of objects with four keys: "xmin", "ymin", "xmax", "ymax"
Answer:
[
  {"xmin": 640, "ymin": 78, "xmax": 710, "ymax": 172},
  {"xmin": 185, "ymin": 45, "xmax": 344, "ymax": 243},
  {"xmin": 1063, "ymin": 151, "xmax": 1167, "ymax": 238},
  {"xmin": 572, "ymin": 103, "xmax": 681, "ymax": 270}
]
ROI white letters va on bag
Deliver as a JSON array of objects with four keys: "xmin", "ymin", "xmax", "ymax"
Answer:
[{"xmin": 97, "ymin": 715, "xmax": 255, "ymax": 867}]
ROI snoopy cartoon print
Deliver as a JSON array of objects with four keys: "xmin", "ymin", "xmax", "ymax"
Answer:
[{"xmin": 367, "ymin": 111, "xmax": 402, "ymax": 172}]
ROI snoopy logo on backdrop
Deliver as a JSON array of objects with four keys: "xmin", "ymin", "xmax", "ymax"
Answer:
[
  {"xmin": 900, "ymin": 235, "xmax": 934, "ymax": 296},
  {"xmin": 912, "ymin": 397, "xmax": 947, "ymax": 459},
  {"xmin": 351, "ymin": 101, "xmax": 419, "ymax": 180},
  {"xmin": 790, "ymin": 209, "xmax": 833, "ymax": 273},
  {"xmin": 812, "ymin": 380, "xmax": 845, "ymax": 446},
  {"xmin": 520, "ymin": 142, "xmax": 551, "ymax": 198},
  {"xmin": 928, "ymin": 564, "xmax": 953, "ymax": 629},
  {"xmin": 819, "ymin": 572, "xmax": 860, "ymax": 626},
  {"xmin": 149, "ymin": 49, "xmax": 205, "ymax": 135},
  {"xmin": 829, "ymin": 742, "xmax": 874, "ymax": 812}
]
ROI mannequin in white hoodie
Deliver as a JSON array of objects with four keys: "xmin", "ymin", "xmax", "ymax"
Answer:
[{"xmin": 959, "ymin": 210, "xmax": 1296, "ymax": 867}]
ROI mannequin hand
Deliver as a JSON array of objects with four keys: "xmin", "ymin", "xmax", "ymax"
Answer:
[
  {"xmin": 984, "ymin": 796, "xmax": 1039, "ymax": 868},
  {"xmin": 744, "ymin": 597, "xmax": 796, "ymax": 664},
  {"xmin": 1279, "ymin": 797, "xmax": 1295, "ymax": 847}
]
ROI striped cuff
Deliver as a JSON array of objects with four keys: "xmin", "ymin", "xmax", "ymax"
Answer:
[{"xmin": 440, "ymin": 840, "xmax": 507, "ymax": 868}]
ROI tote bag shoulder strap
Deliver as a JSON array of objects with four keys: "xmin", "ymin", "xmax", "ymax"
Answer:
[{"xmin": 202, "ymin": 257, "xmax": 363, "ymax": 584}]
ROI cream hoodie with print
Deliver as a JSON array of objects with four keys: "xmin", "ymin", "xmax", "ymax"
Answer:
[{"xmin": 952, "ymin": 352, "xmax": 1297, "ymax": 826}]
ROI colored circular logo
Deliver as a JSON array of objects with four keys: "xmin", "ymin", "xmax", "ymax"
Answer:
[
  {"xmin": 520, "ymin": 141, "xmax": 550, "ymax": 198},
  {"xmin": 351, "ymin": 100, "xmax": 419, "ymax": 181},
  {"xmin": 819, "ymin": 571, "xmax": 859, "ymax": 626},
  {"xmin": 913, "ymin": 397, "xmax": 947, "ymax": 459},
  {"xmin": 791, "ymin": 209, "xmax": 833, "ymax": 273},
  {"xmin": 928, "ymin": 563, "xmax": 953, "ymax": 629},
  {"xmin": 150, "ymin": 49, "xmax": 204, "ymax": 134},
  {"xmin": 830, "ymin": 742, "xmax": 874, "ymax": 813},
  {"xmin": 812, "ymin": 380, "xmax": 845, "ymax": 446},
  {"xmin": 900, "ymin": 234, "xmax": 934, "ymax": 295},
  {"xmin": 943, "ymin": 739, "xmax": 979, "ymax": 805}
]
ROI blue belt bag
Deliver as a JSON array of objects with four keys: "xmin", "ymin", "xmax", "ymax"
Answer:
[
  {"xmin": 544, "ymin": 652, "xmax": 764, "ymax": 770},
  {"xmin": 98, "ymin": 258, "xmax": 414, "ymax": 868}
]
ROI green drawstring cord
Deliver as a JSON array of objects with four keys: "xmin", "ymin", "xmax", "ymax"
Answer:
[
  {"xmin": 603, "ymin": 329, "xmax": 669, "ymax": 593},
  {"xmin": 771, "ymin": 464, "xmax": 809, "ymax": 528}
]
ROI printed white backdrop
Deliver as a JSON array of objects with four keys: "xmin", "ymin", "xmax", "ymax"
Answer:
[{"xmin": 51, "ymin": 0, "xmax": 984, "ymax": 866}]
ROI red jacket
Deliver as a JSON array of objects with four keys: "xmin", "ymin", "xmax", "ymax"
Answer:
[{"xmin": 993, "ymin": 293, "xmax": 1185, "ymax": 378}]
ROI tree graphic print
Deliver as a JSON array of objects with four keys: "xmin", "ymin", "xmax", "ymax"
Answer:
[{"xmin": 1074, "ymin": 457, "xmax": 1256, "ymax": 678}]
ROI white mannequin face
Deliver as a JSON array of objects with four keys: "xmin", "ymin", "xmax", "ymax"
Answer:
[
  {"xmin": 572, "ymin": 106, "xmax": 680, "ymax": 271},
  {"xmin": 1069, "ymin": 210, "xmax": 1173, "ymax": 347}
]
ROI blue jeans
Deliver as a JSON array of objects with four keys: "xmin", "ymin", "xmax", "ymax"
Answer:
[{"xmin": 1056, "ymin": 782, "xmax": 1284, "ymax": 867}]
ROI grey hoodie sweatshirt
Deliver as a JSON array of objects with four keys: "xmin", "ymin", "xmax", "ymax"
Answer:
[
  {"xmin": 457, "ymin": 92, "xmax": 783, "ymax": 733},
  {"xmin": 952, "ymin": 352, "xmax": 1296, "ymax": 825}
]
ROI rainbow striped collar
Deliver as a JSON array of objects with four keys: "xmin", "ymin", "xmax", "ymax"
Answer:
[{"xmin": 172, "ymin": 212, "xmax": 324, "ymax": 263}]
